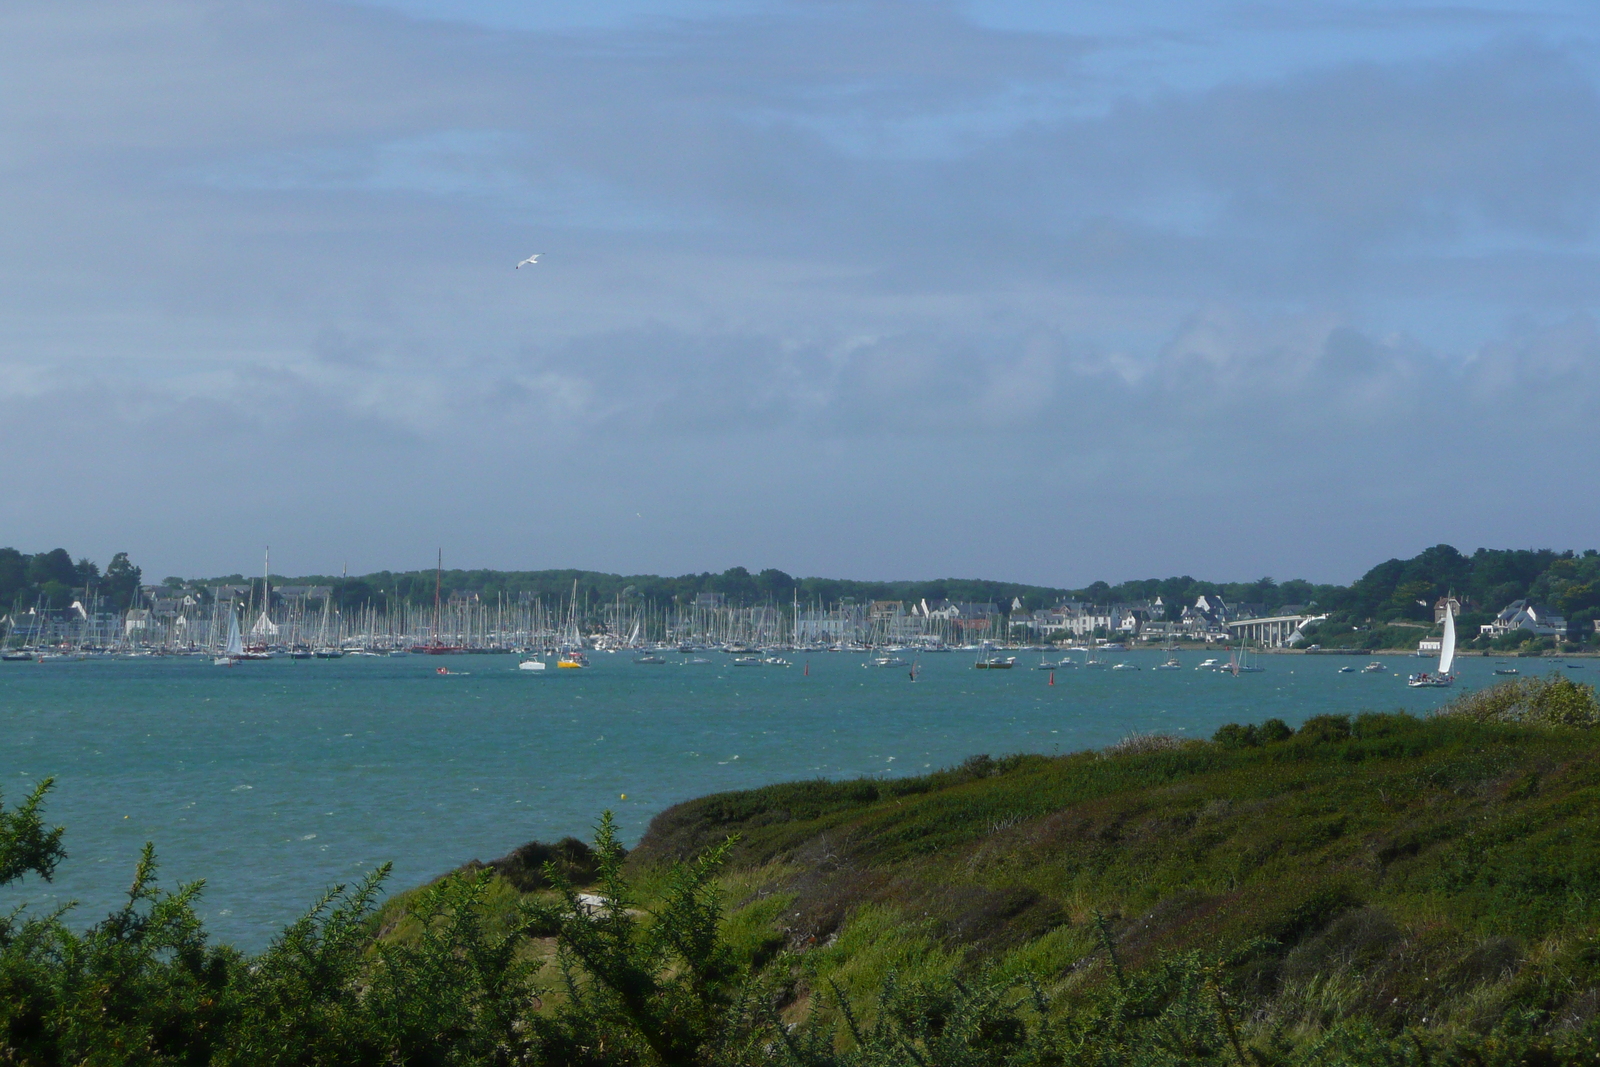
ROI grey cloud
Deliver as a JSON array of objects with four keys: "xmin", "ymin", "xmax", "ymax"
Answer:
[{"xmin": 2, "ymin": 0, "xmax": 1599, "ymax": 581}]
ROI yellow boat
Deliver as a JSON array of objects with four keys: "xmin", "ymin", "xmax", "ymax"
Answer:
[{"xmin": 557, "ymin": 650, "xmax": 589, "ymax": 669}]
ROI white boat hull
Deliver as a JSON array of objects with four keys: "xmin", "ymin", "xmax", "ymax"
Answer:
[{"xmin": 1407, "ymin": 674, "xmax": 1453, "ymax": 688}]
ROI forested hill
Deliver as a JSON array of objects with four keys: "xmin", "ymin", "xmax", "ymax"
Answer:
[{"xmin": 4, "ymin": 544, "xmax": 1599, "ymax": 635}]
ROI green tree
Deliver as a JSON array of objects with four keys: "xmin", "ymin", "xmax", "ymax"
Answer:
[
  {"xmin": 25, "ymin": 549, "xmax": 75, "ymax": 592},
  {"xmin": 0, "ymin": 548, "xmax": 26, "ymax": 608},
  {"xmin": 103, "ymin": 552, "xmax": 143, "ymax": 612}
]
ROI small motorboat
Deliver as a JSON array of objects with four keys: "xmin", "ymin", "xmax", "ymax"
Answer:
[
  {"xmin": 1338, "ymin": 665, "xmax": 1356, "ymax": 673},
  {"xmin": 1111, "ymin": 662, "xmax": 1141, "ymax": 671},
  {"xmin": 733, "ymin": 655, "xmax": 763, "ymax": 666},
  {"xmin": 632, "ymin": 653, "xmax": 666, "ymax": 664},
  {"xmin": 1362, "ymin": 661, "xmax": 1385, "ymax": 673},
  {"xmin": 1493, "ymin": 666, "xmax": 1520, "ymax": 676}
]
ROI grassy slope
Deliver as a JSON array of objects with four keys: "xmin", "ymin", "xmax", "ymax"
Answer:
[{"xmin": 626, "ymin": 710, "xmax": 1600, "ymax": 1038}]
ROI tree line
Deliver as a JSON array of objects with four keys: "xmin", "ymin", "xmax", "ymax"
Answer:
[
  {"xmin": 8, "ymin": 543, "xmax": 1599, "ymax": 635},
  {"xmin": 0, "ymin": 548, "xmax": 142, "ymax": 614}
]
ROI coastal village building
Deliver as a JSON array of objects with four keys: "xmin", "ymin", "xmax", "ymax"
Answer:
[
  {"xmin": 1179, "ymin": 597, "xmax": 1230, "ymax": 639},
  {"xmin": 923, "ymin": 600, "xmax": 1000, "ymax": 636},
  {"xmin": 795, "ymin": 602, "xmax": 867, "ymax": 643},
  {"xmin": 1480, "ymin": 600, "xmax": 1568, "ymax": 638},
  {"xmin": 1041, "ymin": 602, "xmax": 1113, "ymax": 638}
]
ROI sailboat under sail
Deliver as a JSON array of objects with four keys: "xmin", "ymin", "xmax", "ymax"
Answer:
[
  {"xmin": 1407, "ymin": 600, "xmax": 1456, "ymax": 688},
  {"xmin": 213, "ymin": 610, "xmax": 244, "ymax": 667}
]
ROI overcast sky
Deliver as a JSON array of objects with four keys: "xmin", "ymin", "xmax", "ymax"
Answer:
[{"xmin": 2, "ymin": 0, "xmax": 1597, "ymax": 586}]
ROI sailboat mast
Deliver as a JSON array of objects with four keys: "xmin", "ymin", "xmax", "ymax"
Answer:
[{"xmin": 434, "ymin": 549, "xmax": 443, "ymax": 645}]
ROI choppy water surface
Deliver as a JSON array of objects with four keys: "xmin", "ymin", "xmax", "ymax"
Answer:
[{"xmin": 0, "ymin": 649, "xmax": 1538, "ymax": 947}]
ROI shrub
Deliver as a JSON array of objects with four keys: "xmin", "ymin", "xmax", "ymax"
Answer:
[
  {"xmin": 1104, "ymin": 732, "xmax": 1183, "ymax": 757},
  {"xmin": 1215, "ymin": 719, "xmax": 1294, "ymax": 748},
  {"xmin": 1296, "ymin": 715, "xmax": 1353, "ymax": 744},
  {"xmin": 1351, "ymin": 711, "xmax": 1415, "ymax": 739},
  {"xmin": 485, "ymin": 836, "xmax": 601, "ymax": 892},
  {"xmin": 1259, "ymin": 718, "xmax": 1293, "ymax": 743},
  {"xmin": 1213, "ymin": 723, "xmax": 1260, "ymax": 748},
  {"xmin": 1436, "ymin": 674, "xmax": 1600, "ymax": 728}
]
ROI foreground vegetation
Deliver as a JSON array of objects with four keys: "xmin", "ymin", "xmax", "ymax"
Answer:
[{"xmin": 7, "ymin": 676, "xmax": 1600, "ymax": 1063}]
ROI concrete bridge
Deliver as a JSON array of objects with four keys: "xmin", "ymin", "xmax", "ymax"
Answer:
[{"xmin": 1224, "ymin": 614, "xmax": 1327, "ymax": 648}]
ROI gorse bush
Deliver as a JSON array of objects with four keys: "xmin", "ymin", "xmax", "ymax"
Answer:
[
  {"xmin": 9, "ymin": 707, "xmax": 1600, "ymax": 1064},
  {"xmin": 1103, "ymin": 732, "xmax": 1186, "ymax": 757},
  {"xmin": 1212, "ymin": 718, "xmax": 1292, "ymax": 748},
  {"xmin": 1435, "ymin": 671, "xmax": 1600, "ymax": 727}
]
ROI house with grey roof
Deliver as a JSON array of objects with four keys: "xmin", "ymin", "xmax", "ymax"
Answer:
[{"xmin": 1480, "ymin": 600, "xmax": 1568, "ymax": 638}]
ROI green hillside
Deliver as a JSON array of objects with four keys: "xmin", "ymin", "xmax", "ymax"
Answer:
[
  {"xmin": 606, "ymin": 675, "xmax": 1600, "ymax": 1057},
  {"xmin": 369, "ymin": 672, "xmax": 1600, "ymax": 1064}
]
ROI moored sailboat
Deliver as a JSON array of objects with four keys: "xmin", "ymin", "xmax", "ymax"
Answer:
[{"xmin": 973, "ymin": 643, "xmax": 1015, "ymax": 669}]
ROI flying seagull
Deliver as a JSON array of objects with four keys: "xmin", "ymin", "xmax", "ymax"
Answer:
[{"xmin": 517, "ymin": 254, "xmax": 541, "ymax": 268}]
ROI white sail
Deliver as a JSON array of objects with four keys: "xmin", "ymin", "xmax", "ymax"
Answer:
[
  {"xmin": 1438, "ymin": 603, "xmax": 1456, "ymax": 676},
  {"xmin": 224, "ymin": 611, "xmax": 244, "ymax": 657}
]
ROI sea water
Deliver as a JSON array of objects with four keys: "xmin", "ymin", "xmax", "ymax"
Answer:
[{"xmin": 0, "ymin": 649, "xmax": 1531, "ymax": 948}]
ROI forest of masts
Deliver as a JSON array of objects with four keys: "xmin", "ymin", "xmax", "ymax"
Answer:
[{"xmin": 4, "ymin": 587, "xmax": 974, "ymax": 653}]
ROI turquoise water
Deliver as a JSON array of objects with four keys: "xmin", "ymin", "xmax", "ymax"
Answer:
[{"xmin": 0, "ymin": 649, "xmax": 1540, "ymax": 948}]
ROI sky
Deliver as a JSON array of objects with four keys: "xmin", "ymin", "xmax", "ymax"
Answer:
[{"xmin": 2, "ymin": 0, "xmax": 1598, "ymax": 587}]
